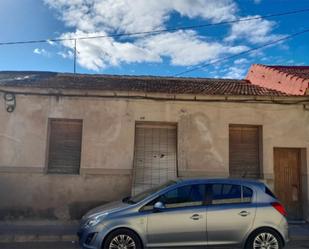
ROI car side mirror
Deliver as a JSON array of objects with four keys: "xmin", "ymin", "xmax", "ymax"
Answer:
[
  {"xmin": 153, "ymin": 201, "xmax": 165, "ymax": 212},
  {"xmin": 122, "ymin": 196, "xmax": 131, "ymax": 202}
]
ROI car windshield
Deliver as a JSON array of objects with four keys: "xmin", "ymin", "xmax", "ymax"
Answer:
[{"xmin": 123, "ymin": 180, "xmax": 177, "ymax": 204}]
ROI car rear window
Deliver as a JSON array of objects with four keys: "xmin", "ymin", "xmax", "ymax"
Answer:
[
  {"xmin": 265, "ymin": 187, "xmax": 277, "ymax": 199},
  {"xmin": 161, "ymin": 184, "xmax": 205, "ymax": 209},
  {"xmin": 243, "ymin": 186, "xmax": 253, "ymax": 203},
  {"xmin": 210, "ymin": 184, "xmax": 254, "ymax": 205},
  {"xmin": 211, "ymin": 184, "xmax": 242, "ymax": 205}
]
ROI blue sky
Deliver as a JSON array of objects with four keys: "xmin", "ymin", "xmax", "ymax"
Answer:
[{"xmin": 0, "ymin": 0, "xmax": 308, "ymax": 78}]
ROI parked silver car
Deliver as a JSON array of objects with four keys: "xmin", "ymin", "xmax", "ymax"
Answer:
[{"xmin": 78, "ymin": 178, "xmax": 289, "ymax": 249}]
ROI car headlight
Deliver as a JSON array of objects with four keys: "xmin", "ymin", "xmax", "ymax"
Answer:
[
  {"xmin": 85, "ymin": 217, "xmax": 101, "ymax": 227},
  {"xmin": 85, "ymin": 213, "xmax": 108, "ymax": 227}
]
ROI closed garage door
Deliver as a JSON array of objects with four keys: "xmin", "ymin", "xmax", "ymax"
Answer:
[
  {"xmin": 132, "ymin": 122, "xmax": 177, "ymax": 195},
  {"xmin": 229, "ymin": 125, "xmax": 261, "ymax": 179}
]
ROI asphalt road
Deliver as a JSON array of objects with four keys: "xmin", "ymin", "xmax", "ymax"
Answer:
[{"xmin": 0, "ymin": 240, "xmax": 308, "ymax": 249}]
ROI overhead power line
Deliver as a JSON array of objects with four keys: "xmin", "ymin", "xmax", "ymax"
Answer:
[
  {"xmin": 173, "ymin": 28, "xmax": 309, "ymax": 76},
  {"xmin": 0, "ymin": 8, "xmax": 309, "ymax": 46}
]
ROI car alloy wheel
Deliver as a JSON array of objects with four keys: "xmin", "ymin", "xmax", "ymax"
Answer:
[
  {"xmin": 253, "ymin": 232, "xmax": 279, "ymax": 249},
  {"xmin": 109, "ymin": 234, "xmax": 136, "ymax": 249}
]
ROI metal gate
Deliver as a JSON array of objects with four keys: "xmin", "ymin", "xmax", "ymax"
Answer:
[{"xmin": 132, "ymin": 122, "xmax": 177, "ymax": 195}]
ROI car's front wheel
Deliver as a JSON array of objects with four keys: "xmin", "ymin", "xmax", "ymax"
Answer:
[
  {"xmin": 103, "ymin": 228, "xmax": 142, "ymax": 249},
  {"xmin": 245, "ymin": 228, "xmax": 283, "ymax": 249}
]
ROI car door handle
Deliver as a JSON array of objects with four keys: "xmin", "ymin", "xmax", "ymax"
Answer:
[
  {"xmin": 190, "ymin": 214, "xmax": 202, "ymax": 220},
  {"xmin": 238, "ymin": 211, "xmax": 250, "ymax": 217}
]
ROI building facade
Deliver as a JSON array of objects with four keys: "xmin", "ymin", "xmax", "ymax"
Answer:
[{"xmin": 0, "ymin": 68, "xmax": 308, "ymax": 221}]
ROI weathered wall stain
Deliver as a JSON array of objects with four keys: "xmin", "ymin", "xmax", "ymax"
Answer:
[
  {"xmin": 179, "ymin": 112, "xmax": 225, "ymax": 172},
  {"xmin": 0, "ymin": 134, "xmax": 21, "ymax": 165}
]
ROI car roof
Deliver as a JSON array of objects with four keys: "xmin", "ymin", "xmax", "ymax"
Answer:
[{"xmin": 177, "ymin": 177, "xmax": 266, "ymax": 188}]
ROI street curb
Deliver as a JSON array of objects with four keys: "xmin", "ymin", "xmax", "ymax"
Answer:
[
  {"xmin": 0, "ymin": 236, "xmax": 308, "ymax": 245},
  {"xmin": 0, "ymin": 235, "xmax": 13, "ymax": 243},
  {"xmin": 290, "ymin": 235, "xmax": 309, "ymax": 241},
  {"xmin": 0, "ymin": 234, "xmax": 78, "ymax": 243},
  {"xmin": 1, "ymin": 234, "xmax": 308, "ymax": 243},
  {"xmin": 62, "ymin": 235, "xmax": 78, "ymax": 241}
]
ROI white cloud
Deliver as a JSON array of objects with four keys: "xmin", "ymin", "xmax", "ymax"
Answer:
[
  {"xmin": 254, "ymin": 0, "xmax": 262, "ymax": 4},
  {"xmin": 234, "ymin": 58, "xmax": 249, "ymax": 65},
  {"xmin": 57, "ymin": 30, "xmax": 248, "ymax": 70},
  {"xmin": 223, "ymin": 66, "xmax": 247, "ymax": 79},
  {"xmin": 59, "ymin": 30, "xmax": 161, "ymax": 70},
  {"xmin": 225, "ymin": 16, "xmax": 283, "ymax": 44},
  {"xmin": 47, "ymin": 40, "xmax": 56, "ymax": 46},
  {"xmin": 139, "ymin": 30, "xmax": 248, "ymax": 66},
  {"xmin": 44, "ymin": 0, "xmax": 282, "ymax": 72},
  {"xmin": 33, "ymin": 48, "xmax": 51, "ymax": 57},
  {"xmin": 57, "ymin": 50, "xmax": 74, "ymax": 59},
  {"xmin": 45, "ymin": 0, "xmax": 237, "ymax": 33},
  {"xmin": 218, "ymin": 58, "xmax": 250, "ymax": 79}
]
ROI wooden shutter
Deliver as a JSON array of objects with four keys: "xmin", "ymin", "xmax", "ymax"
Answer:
[
  {"xmin": 229, "ymin": 125, "xmax": 261, "ymax": 178},
  {"xmin": 132, "ymin": 123, "xmax": 177, "ymax": 195},
  {"xmin": 47, "ymin": 119, "xmax": 83, "ymax": 174}
]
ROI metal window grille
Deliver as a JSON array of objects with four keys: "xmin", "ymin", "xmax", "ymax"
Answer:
[{"xmin": 132, "ymin": 123, "xmax": 177, "ymax": 195}]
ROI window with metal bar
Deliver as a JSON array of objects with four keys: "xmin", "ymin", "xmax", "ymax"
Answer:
[{"xmin": 132, "ymin": 122, "xmax": 177, "ymax": 195}]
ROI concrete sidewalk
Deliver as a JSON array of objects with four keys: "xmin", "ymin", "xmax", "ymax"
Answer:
[
  {"xmin": 288, "ymin": 223, "xmax": 309, "ymax": 240},
  {"xmin": 0, "ymin": 220, "xmax": 79, "ymax": 243},
  {"xmin": 0, "ymin": 220, "xmax": 308, "ymax": 243}
]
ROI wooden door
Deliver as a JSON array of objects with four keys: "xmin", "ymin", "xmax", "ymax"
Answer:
[{"xmin": 274, "ymin": 148, "xmax": 302, "ymax": 220}]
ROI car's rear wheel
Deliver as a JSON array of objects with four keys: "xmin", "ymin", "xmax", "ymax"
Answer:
[
  {"xmin": 245, "ymin": 228, "xmax": 283, "ymax": 249},
  {"xmin": 103, "ymin": 228, "xmax": 142, "ymax": 249}
]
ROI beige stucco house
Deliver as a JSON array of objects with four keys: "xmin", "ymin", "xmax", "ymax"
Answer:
[{"xmin": 0, "ymin": 65, "xmax": 308, "ymax": 221}]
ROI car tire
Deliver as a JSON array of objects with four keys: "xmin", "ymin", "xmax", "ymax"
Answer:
[
  {"xmin": 103, "ymin": 228, "xmax": 143, "ymax": 249},
  {"xmin": 245, "ymin": 228, "xmax": 283, "ymax": 249}
]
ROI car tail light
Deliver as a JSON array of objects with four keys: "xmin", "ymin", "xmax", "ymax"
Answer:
[{"xmin": 271, "ymin": 202, "xmax": 287, "ymax": 217}]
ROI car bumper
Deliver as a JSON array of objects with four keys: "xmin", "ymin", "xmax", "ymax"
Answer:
[
  {"xmin": 78, "ymin": 226, "xmax": 101, "ymax": 249},
  {"xmin": 279, "ymin": 217, "xmax": 289, "ymax": 244}
]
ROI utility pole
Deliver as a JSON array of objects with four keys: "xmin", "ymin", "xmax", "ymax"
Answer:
[{"xmin": 74, "ymin": 39, "xmax": 77, "ymax": 74}]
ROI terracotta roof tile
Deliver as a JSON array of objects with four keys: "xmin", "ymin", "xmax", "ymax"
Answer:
[
  {"xmin": 0, "ymin": 71, "xmax": 288, "ymax": 96},
  {"xmin": 246, "ymin": 64, "xmax": 309, "ymax": 95},
  {"xmin": 267, "ymin": 65, "xmax": 309, "ymax": 80}
]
